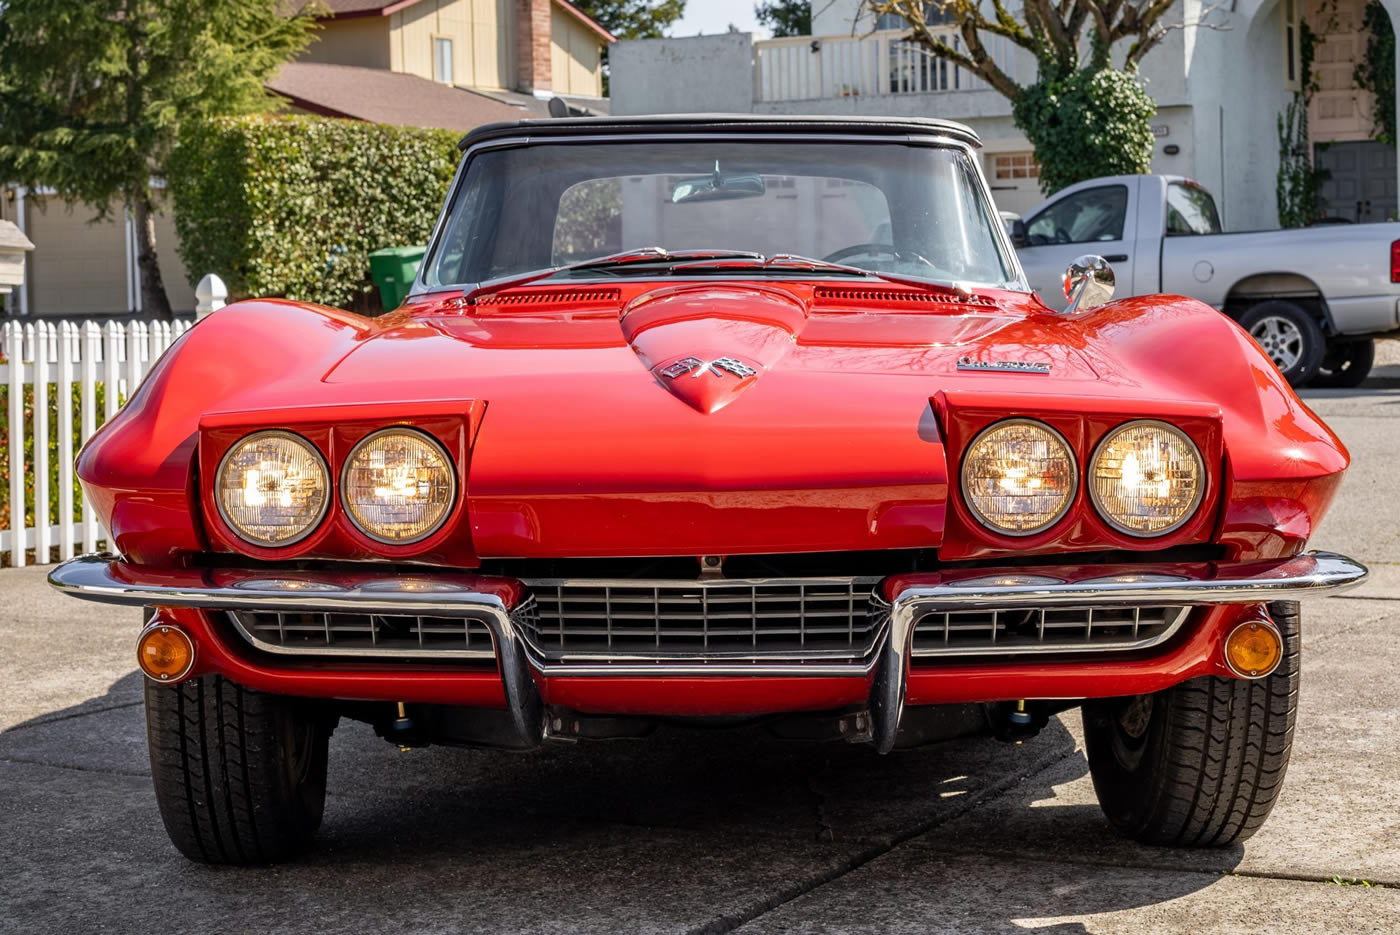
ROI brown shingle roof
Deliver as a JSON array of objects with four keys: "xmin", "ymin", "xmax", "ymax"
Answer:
[
  {"xmin": 267, "ymin": 62, "xmax": 530, "ymax": 132},
  {"xmin": 316, "ymin": 0, "xmax": 420, "ymax": 17}
]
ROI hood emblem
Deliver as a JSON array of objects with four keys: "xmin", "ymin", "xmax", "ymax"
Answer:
[
  {"xmin": 661, "ymin": 356, "xmax": 758, "ymax": 380},
  {"xmin": 957, "ymin": 356, "xmax": 1051, "ymax": 374}
]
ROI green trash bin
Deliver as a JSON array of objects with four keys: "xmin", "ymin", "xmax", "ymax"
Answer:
[{"xmin": 368, "ymin": 245, "xmax": 426, "ymax": 311}]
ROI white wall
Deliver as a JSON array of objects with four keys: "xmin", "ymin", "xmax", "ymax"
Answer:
[
  {"xmin": 811, "ymin": 0, "xmax": 871, "ymax": 36},
  {"xmin": 611, "ymin": 33, "xmax": 754, "ymax": 115}
]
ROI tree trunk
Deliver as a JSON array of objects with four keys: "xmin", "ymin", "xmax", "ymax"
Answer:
[{"xmin": 131, "ymin": 194, "xmax": 173, "ymax": 320}]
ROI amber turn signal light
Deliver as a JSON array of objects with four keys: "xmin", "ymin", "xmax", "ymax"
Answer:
[
  {"xmin": 1224, "ymin": 619, "xmax": 1283, "ymax": 679},
  {"xmin": 137, "ymin": 624, "xmax": 196, "ymax": 683}
]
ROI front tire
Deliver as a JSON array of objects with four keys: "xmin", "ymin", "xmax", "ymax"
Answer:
[
  {"xmin": 1082, "ymin": 602, "xmax": 1300, "ymax": 847},
  {"xmin": 1239, "ymin": 302, "xmax": 1325, "ymax": 386},
  {"xmin": 1312, "ymin": 338, "xmax": 1375, "ymax": 388},
  {"xmin": 145, "ymin": 675, "xmax": 332, "ymax": 864}
]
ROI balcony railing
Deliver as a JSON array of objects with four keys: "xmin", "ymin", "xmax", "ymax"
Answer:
[{"xmin": 754, "ymin": 28, "xmax": 1021, "ymax": 103}]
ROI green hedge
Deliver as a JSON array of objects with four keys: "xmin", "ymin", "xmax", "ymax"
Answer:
[
  {"xmin": 0, "ymin": 383, "xmax": 115, "ymax": 544},
  {"xmin": 168, "ymin": 115, "xmax": 463, "ymax": 310}
]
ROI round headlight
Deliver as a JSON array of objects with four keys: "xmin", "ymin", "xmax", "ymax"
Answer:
[
  {"xmin": 216, "ymin": 431, "xmax": 329, "ymax": 546},
  {"xmin": 1089, "ymin": 421, "xmax": 1204, "ymax": 536},
  {"xmin": 960, "ymin": 419, "xmax": 1077, "ymax": 536},
  {"xmin": 341, "ymin": 429, "xmax": 455, "ymax": 544}
]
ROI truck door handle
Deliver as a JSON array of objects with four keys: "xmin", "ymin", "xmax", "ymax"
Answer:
[{"xmin": 1103, "ymin": 254, "xmax": 1128, "ymax": 262}]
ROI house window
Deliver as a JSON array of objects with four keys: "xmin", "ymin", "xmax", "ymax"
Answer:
[
  {"xmin": 876, "ymin": 3, "xmax": 954, "ymax": 30},
  {"xmin": 433, "ymin": 37, "xmax": 454, "ymax": 84},
  {"xmin": 991, "ymin": 152, "xmax": 1041, "ymax": 181}
]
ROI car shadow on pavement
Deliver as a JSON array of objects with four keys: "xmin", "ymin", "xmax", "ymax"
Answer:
[{"xmin": 1, "ymin": 672, "xmax": 1243, "ymax": 933}]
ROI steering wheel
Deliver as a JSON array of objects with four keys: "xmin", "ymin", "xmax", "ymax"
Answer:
[{"xmin": 822, "ymin": 243, "xmax": 938, "ymax": 269}]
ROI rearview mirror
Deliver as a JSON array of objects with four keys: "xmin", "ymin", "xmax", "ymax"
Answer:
[{"xmin": 671, "ymin": 171, "xmax": 766, "ymax": 204}]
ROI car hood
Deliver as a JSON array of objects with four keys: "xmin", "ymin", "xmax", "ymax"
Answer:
[{"xmin": 317, "ymin": 282, "xmax": 1109, "ymax": 556}]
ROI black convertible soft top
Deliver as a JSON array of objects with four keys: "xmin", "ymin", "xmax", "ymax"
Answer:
[{"xmin": 458, "ymin": 113, "xmax": 982, "ymax": 151}]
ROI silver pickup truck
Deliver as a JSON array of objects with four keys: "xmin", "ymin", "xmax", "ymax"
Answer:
[{"xmin": 1012, "ymin": 174, "xmax": 1400, "ymax": 386}]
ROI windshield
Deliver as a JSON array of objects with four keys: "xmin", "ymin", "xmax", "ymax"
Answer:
[{"xmin": 422, "ymin": 140, "xmax": 1018, "ymax": 289}]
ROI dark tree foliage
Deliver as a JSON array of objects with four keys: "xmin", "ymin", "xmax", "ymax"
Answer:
[
  {"xmin": 570, "ymin": 0, "xmax": 687, "ymax": 40},
  {"xmin": 0, "ymin": 0, "xmax": 318, "ymax": 318},
  {"xmin": 756, "ymin": 1, "xmax": 813, "ymax": 37}
]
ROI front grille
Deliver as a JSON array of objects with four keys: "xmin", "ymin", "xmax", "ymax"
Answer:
[
  {"xmin": 519, "ymin": 578, "xmax": 883, "ymax": 663},
  {"xmin": 228, "ymin": 610, "xmax": 496, "ymax": 659},
  {"xmin": 910, "ymin": 605, "xmax": 1190, "ymax": 657}
]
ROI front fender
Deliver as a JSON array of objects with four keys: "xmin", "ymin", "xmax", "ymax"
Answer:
[{"xmin": 77, "ymin": 300, "xmax": 372, "ymax": 565}]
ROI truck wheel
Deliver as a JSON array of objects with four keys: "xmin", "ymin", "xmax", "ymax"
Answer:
[
  {"xmin": 1081, "ymin": 602, "xmax": 1299, "ymax": 847},
  {"xmin": 1239, "ymin": 302, "xmax": 1324, "ymax": 385},
  {"xmin": 145, "ymin": 675, "xmax": 332, "ymax": 864},
  {"xmin": 1312, "ymin": 338, "xmax": 1375, "ymax": 388}
]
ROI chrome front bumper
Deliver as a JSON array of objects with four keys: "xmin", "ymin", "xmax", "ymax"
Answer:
[{"xmin": 49, "ymin": 551, "xmax": 1368, "ymax": 752}]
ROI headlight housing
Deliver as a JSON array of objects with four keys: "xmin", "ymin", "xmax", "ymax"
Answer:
[
  {"xmin": 216, "ymin": 431, "xmax": 329, "ymax": 546},
  {"xmin": 341, "ymin": 429, "xmax": 456, "ymax": 544},
  {"xmin": 1089, "ymin": 420, "xmax": 1204, "ymax": 536},
  {"xmin": 960, "ymin": 419, "xmax": 1077, "ymax": 536}
]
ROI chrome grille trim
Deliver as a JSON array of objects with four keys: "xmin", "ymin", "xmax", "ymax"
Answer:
[
  {"xmin": 908, "ymin": 605, "xmax": 1190, "ymax": 657},
  {"xmin": 517, "ymin": 577, "xmax": 884, "ymax": 665},
  {"xmin": 227, "ymin": 609, "xmax": 498, "ymax": 660}
]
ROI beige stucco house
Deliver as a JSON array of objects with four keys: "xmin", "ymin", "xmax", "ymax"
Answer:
[{"xmin": 3, "ymin": 0, "xmax": 613, "ymax": 319}]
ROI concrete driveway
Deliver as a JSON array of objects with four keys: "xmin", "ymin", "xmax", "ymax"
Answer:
[{"xmin": 3, "ymin": 361, "xmax": 1400, "ymax": 934}]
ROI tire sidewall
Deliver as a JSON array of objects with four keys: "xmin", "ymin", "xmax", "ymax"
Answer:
[
  {"xmin": 1313, "ymin": 338, "xmax": 1375, "ymax": 388},
  {"xmin": 1238, "ymin": 301, "xmax": 1326, "ymax": 386}
]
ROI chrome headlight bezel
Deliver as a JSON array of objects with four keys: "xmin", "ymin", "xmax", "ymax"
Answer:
[
  {"xmin": 214, "ymin": 430, "xmax": 331, "ymax": 548},
  {"xmin": 959, "ymin": 418, "xmax": 1079, "ymax": 538},
  {"xmin": 339, "ymin": 427, "xmax": 457, "ymax": 546},
  {"xmin": 1088, "ymin": 419, "xmax": 1206, "ymax": 538}
]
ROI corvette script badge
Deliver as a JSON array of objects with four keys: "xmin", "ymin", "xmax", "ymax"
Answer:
[
  {"xmin": 661, "ymin": 356, "xmax": 758, "ymax": 380},
  {"xmin": 956, "ymin": 356, "xmax": 1051, "ymax": 374}
]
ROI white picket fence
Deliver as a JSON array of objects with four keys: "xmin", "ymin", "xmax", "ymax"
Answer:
[{"xmin": 1, "ymin": 318, "xmax": 194, "ymax": 567}]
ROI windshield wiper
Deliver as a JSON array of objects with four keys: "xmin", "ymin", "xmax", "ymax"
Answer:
[
  {"xmin": 679, "ymin": 253, "xmax": 974, "ymax": 297},
  {"xmin": 460, "ymin": 248, "xmax": 972, "ymax": 303},
  {"xmin": 461, "ymin": 248, "xmax": 765, "ymax": 302}
]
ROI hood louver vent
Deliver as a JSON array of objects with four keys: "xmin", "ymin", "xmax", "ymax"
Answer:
[
  {"xmin": 813, "ymin": 286, "xmax": 997, "ymax": 309},
  {"xmin": 474, "ymin": 288, "xmax": 622, "ymax": 311}
]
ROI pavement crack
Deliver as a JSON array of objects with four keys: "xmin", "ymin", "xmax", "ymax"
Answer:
[
  {"xmin": 688, "ymin": 741, "xmax": 1078, "ymax": 935},
  {"xmin": 0, "ymin": 755, "xmax": 150, "ymax": 779},
  {"xmin": 925, "ymin": 845, "xmax": 1397, "ymax": 890}
]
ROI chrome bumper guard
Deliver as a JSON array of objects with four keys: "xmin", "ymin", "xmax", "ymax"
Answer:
[{"xmin": 49, "ymin": 551, "xmax": 1369, "ymax": 753}]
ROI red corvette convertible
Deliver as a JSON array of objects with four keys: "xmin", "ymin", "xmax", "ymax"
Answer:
[{"xmin": 51, "ymin": 115, "xmax": 1366, "ymax": 864}]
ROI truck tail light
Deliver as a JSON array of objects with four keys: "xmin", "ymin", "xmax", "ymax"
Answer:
[{"xmin": 1391, "ymin": 240, "xmax": 1400, "ymax": 282}]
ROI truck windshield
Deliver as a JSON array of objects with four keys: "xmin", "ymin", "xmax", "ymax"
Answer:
[{"xmin": 421, "ymin": 140, "xmax": 1017, "ymax": 289}]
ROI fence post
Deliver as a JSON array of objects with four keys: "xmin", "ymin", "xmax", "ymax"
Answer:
[
  {"xmin": 57, "ymin": 322, "xmax": 75, "ymax": 561},
  {"xmin": 126, "ymin": 320, "xmax": 146, "ymax": 403},
  {"xmin": 103, "ymin": 322, "xmax": 121, "ymax": 422},
  {"xmin": 6, "ymin": 321, "xmax": 24, "ymax": 567},
  {"xmin": 33, "ymin": 322, "xmax": 50, "ymax": 562},
  {"xmin": 81, "ymin": 322, "xmax": 99, "ymax": 554},
  {"xmin": 195, "ymin": 274, "xmax": 227, "ymax": 319}
]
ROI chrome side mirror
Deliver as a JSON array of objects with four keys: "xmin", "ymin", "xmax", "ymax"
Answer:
[{"xmin": 1062, "ymin": 255, "xmax": 1115, "ymax": 313}]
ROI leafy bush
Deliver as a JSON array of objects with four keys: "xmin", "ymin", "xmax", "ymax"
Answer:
[
  {"xmin": 1012, "ymin": 66, "xmax": 1157, "ymax": 195},
  {"xmin": 0, "ymin": 383, "xmax": 114, "ymax": 558},
  {"xmin": 168, "ymin": 115, "xmax": 462, "ymax": 310}
]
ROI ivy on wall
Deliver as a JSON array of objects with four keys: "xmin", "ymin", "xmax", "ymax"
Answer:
[
  {"xmin": 1277, "ymin": 21, "xmax": 1327, "ymax": 227},
  {"xmin": 1355, "ymin": 0, "xmax": 1396, "ymax": 146}
]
